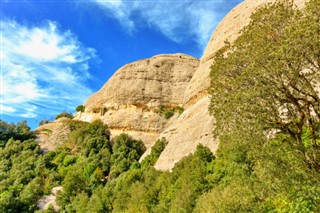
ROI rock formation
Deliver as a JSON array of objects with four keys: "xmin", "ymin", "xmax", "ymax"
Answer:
[
  {"xmin": 35, "ymin": 118, "xmax": 71, "ymax": 152},
  {"xmin": 75, "ymin": 54, "xmax": 199, "ymax": 149}
]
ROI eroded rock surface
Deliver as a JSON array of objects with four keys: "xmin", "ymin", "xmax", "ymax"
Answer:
[
  {"xmin": 75, "ymin": 53, "xmax": 199, "ymax": 148},
  {"xmin": 85, "ymin": 53, "xmax": 199, "ymax": 109},
  {"xmin": 35, "ymin": 118, "xmax": 71, "ymax": 152},
  {"xmin": 154, "ymin": 97, "xmax": 218, "ymax": 171}
]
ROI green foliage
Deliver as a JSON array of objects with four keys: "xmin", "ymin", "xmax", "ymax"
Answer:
[
  {"xmin": 0, "ymin": 124, "xmax": 44, "ymax": 212},
  {"xmin": 76, "ymin": 105, "xmax": 85, "ymax": 112},
  {"xmin": 107, "ymin": 144, "xmax": 214, "ymax": 213},
  {"xmin": 38, "ymin": 120, "xmax": 50, "ymax": 126},
  {"xmin": 110, "ymin": 134, "xmax": 146, "ymax": 178},
  {"xmin": 163, "ymin": 109, "xmax": 174, "ymax": 119},
  {"xmin": 55, "ymin": 112, "xmax": 73, "ymax": 120},
  {"xmin": 201, "ymin": 0, "xmax": 320, "ymax": 212},
  {"xmin": 141, "ymin": 137, "xmax": 168, "ymax": 167},
  {"xmin": 2, "ymin": 1, "xmax": 320, "ymax": 212},
  {"xmin": 209, "ymin": 0, "xmax": 320, "ymax": 168},
  {"xmin": 0, "ymin": 120, "xmax": 35, "ymax": 148},
  {"xmin": 155, "ymin": 106, "xmax": 185, "ymax": 119}
]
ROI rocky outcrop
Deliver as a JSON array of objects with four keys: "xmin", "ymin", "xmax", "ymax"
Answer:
[
  {"xmin": 75, "ymin": 53, "xmax": 199, "ymax": 148},
  {"xmin": 35, "ymin": 118, "xmax": 71, "ymax": 152},
  {"xmin": 85, "ymin": 54, "xmax": 198, "ymax": 109},
  {"xmin": 154, "ymin": 97, "xmax": 218, "ymax": 170},
  {"xmin": 37, "ymin": 186, "xmax": 63, "ymax": 211}
]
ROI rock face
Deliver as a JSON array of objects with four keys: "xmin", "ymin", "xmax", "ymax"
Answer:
[
  {"xmin": 85, "ymin": 53, "xmax": 198, "ymax": 109},
  {"xmin": 75, "ymin": 53, "xmax": 199, "ymax": 148},
  {"xmin": 154, "ymin": 97, "xmax": 218, "ymax": 170},
  {"xmin": 153, "ymin": 0, "xmax": 269, "ymax": 171},
  {"xmin": 37, "ymin": 186, "xmax": 63, "ymax": 211},
  {"xmin": 35, "ymin": 118, "xmax": 71, "ymax": 152}
]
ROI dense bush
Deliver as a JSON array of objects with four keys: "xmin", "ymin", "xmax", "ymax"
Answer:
[
  {"xmin": 55, "ymin": 112, "xmax": 73, "ymax": 120},
  {"xmin": 154, "ymin": 106, "xmax": 184, "ymax": 119},
  {"xmin": 0, "ymin": 122, "xmax": 44, "ymax": 212},
  {"xmin": 141, "ymin": 137, "xmax": 167, "ymax": 167},
  {"xmin": 0, "ymin": 120, "xmax": 35, "ymax": 148},
  {"xmin": 205, "ymin": 0, "xmax": 320, "ymax": 212},
  {"xmin": 75, "ymin": 105, "xmax": 85, "ymax": 112},
  {"xmin": 109, "ymin": 133, "xmax": 146, "ymax": 178},
  {"xmin": 38, "ymin": 120, "xmax": 50, "ymax": 126}
]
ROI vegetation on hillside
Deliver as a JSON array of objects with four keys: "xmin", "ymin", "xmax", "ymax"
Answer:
[
  {"xmin": 154, "ymin": 106, "xmax": 184, "ymax": 119},
  {"xmin": 75, "ymin": 105, "xmax": 85, "ymax": 112},
  {"xmin": 55, "ymin": 112, "xmax": 73, "ymax": 120},
  {"xmin": 206, "ymin": 0, "xmax": 320, "ymax": 211},
  {"xmin": 0, "ymin": 121, "xmax": 43, "ymax": 212}
]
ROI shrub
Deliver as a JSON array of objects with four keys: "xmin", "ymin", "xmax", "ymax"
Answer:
[
  {"xmin": 110, "ymin": 134, "xmax": 146, "ymax": 177},
  {"xmin": 55, "ymin": 112, "xmax": 73, "ymax": 120},
  {"xmin": 76, "ymin": 105, "xmax": 85, "ymax": 112},
  {"xmin": 175, "ymin": 106, "xmax": 184, "ymax": 115},
  {"xmin": 39, "ymin": 120, "xmax": 50, "ymax": 126},
  {"xmin": 154, "ymin": 105, "xmax": 184, "ymax": 119},
  {"xmin": 163, "ymin": 109, "xmax": 175, "ymax": 119},
  {"xmin": 91, "ymin": 107, "xmax": 101, "ymax": 113}
]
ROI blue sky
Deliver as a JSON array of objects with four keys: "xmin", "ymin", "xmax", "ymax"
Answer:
[{"xmin": 1, "ymin": 0, "xmax": 242, "ymax": 129}]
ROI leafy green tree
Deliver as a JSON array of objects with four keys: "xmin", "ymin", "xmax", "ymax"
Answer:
[
  {"xmin": 76, "ymin": 105, "xmax": 85, "ymax": 112},
  {"xmin": 110, "ymin": 134, "xmax": 146, "ymax": 177},
  {"xmin": 199, "ymin": 1, "xmax": 320, "ymax": 212},
  {"xmin": 0, "ymin": 120, "xmax": 35, "ymax": 147},
  {"xmin": 209, "ymin": 0, "xmax": 320, "ymax": 169},
  {"xmin": 0, "ymin": 135, "xmax": 44, "ymax": 212}
]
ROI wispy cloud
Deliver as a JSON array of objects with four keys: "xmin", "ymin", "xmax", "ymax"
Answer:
[
  {"xmin": 93, "ymin": 0, "xmax": 229, "ymax": 49},
  {"xmin": 1, "ymin": 20, "xmax": 96, "ymax": 118}
]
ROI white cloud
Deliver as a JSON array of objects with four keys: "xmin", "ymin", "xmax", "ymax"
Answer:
[
  {"xmin": 95, "ymin": 0, "xmax": 135, "ymax": 32},
  {"xmin": 93, "ymin": 0, "xmax": 229, "ymax": 49},
  {"xmin": 1, "ymin": 20, "xmax": 95, "ymax": 118}
]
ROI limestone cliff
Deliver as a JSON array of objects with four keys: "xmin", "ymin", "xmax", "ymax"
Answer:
[
  {"xmin": 35, "ymin": 118, "xmax": 71, "ymax": 152},
  {"xmin": 75, "ymin": 53, "xmax": 199, "ymax": 148}
]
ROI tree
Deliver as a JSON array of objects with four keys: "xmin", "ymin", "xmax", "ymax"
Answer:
[
  {"xmin": 76, "ymin": 105, "xmax": 85, "ymax": 112},
  {"xmin": 110, "ymin": 134, "xmax": 146, "ymax": 177},
  {"xmin": 209, "ymin": 0, "xmax": 320, "ymax": 169},
  {"xmin": 0, "ymin": 120, "xmax": 35, "ymax": 148}
]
